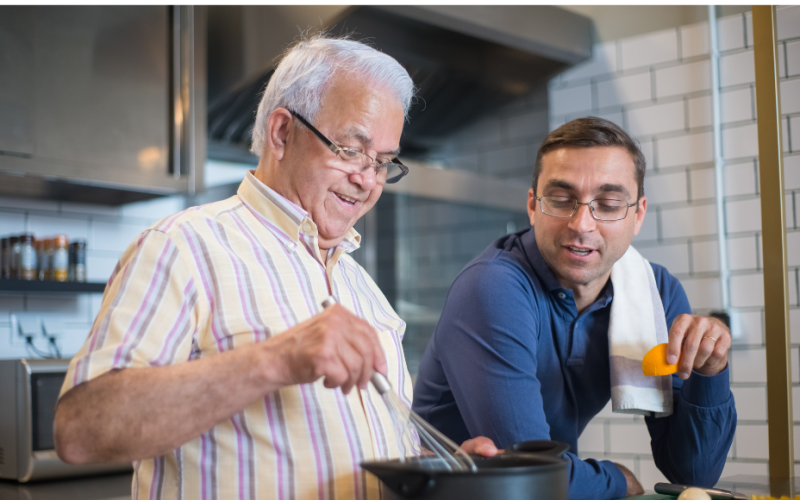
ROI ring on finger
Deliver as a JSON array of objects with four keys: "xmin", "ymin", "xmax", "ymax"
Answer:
[{"xmin": 703, "ymin": 335, "xmax": 717, "ymax": 343}]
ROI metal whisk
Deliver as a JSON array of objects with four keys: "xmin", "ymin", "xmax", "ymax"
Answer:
[{"xmin": 321, "ymin": 297, "xmax": 477, "ymax": 472}]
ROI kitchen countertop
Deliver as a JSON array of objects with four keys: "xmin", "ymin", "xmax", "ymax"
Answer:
[
  {"xmin": 0, "ymin": 475, "xmax": 672, "ymax": 500},
  {"xmin": 1, "ymin": 475, "xmax": 785, "ymax": 500},
  {"xmin": 0, "ymin": 472, "xmax": 131, "ymax": 500}
]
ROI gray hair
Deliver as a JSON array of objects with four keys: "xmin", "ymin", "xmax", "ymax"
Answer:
[{"xmin": 250, "ymin": 34, "xmax": 415, "ymax": 156}]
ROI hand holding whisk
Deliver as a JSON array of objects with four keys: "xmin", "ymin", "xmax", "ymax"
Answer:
[{"xmin": 320, "ymin": 296, "xmax": 477, "ymax": 472}]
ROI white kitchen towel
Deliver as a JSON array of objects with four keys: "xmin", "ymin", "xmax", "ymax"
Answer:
[{"xmin": 608, "ymin": 246, "xmax": 673, "ymax": 417}]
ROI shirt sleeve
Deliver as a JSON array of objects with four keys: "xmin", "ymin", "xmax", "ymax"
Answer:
[
  {"xmin": 432, "ymin": 260, "xmax": 628, "ymax": 500},
  {"xmin": 644, "ymin": 265, "xmax": 737, "ymax": 487},
  {"xmin": 60, "ymin": 229, "xmax": 202, "ymax": 398}
]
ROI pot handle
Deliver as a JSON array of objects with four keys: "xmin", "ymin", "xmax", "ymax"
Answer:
[
  {"xmin": 508, "ymin": 440, "xmax": 570, "ymax": 457},
  {"xmin": 362, "ymin": 467, "xmax": 435, "ymax": 498}
]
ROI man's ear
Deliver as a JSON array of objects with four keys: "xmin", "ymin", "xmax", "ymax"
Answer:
[
  {"xmin": 632, "ymin": 195, "xmax": 648, "ymax": 236},
  {"xmin": 527, "ymin": 188, "xmax": 536, "ymax": 227},
  {"xmin": 266, "ymin": 109, "xmax": 293, "ymax": 161}
]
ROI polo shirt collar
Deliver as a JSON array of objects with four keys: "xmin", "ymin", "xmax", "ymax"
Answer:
[
  {"xmin": 520, "ymin": 228, "xmax": 564, "ymax": 294},
  {"xmin": 237, "ymin": 170, "xmax": 362, "ymax": 252}
]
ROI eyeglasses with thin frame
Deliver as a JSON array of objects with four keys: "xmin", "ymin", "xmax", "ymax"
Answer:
[
  {"xmin": 289, "ymin": 109, "xmax": 408, "ymax": 184},
  {"xmin": 534, "ymin": 195, "xmax": 639, "ymax": 222}
]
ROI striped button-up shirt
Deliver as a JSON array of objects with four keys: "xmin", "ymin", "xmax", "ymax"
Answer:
[{"xmin": 60, "ymin": 171, "xmax": 414, "ymax": 500}]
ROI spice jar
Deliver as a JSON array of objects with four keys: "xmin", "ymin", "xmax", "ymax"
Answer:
[
  {"xmin": 42, "ymin": 239, "xmax": 53, "ymax": 280},
  {"xmin": 35, "ymin": 239, "xmax": 46, "ymax": 280},
  {"xmin": 52, "ymin": 235, "xmax": 69, "ymax": 282},
  {"xmin": 19, "ymin": 234, "xmax": 37, "ymax": 280},
  {"xmin": 10, "ymin": 236, "xmax": 21, "ymax": 279},
  {"xmin": 69, "ymin": 240, "xmax": 86, "ymax": 282},
  {"xmin": 1, "ymin": 238, "xmax": 9, "ymax": 279}
]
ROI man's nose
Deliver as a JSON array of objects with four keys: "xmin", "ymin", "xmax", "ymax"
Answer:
[
  {"xmin": 568, "ymin": 203, "xmax": 597, "ymax": 233},
  {"xmin": 349, "ymin": 167, "xmax": 378, "ymax": 191}
]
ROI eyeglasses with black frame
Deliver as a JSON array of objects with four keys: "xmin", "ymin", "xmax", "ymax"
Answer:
[
  {"xmin": 289, "ymin": 109, "xmax": 408, "ymax": 184},
  {"xmin": 534, "ymin": 195, "xmax": 639, "ymax": 222}
]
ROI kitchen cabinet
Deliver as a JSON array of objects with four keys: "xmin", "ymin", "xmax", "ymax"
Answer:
[{"xmin": 0, "ymin": 6, "xmax": 205, "ymax": 204}]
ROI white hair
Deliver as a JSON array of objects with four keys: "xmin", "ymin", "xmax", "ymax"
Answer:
[{"xmin": 250, "ymin": 34, "xmax": 415, "ymax": 156}]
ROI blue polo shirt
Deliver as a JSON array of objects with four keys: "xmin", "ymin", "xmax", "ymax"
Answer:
[{"xmin": 412, "ymin": 227, "xmax": 736, "ymax": 500}]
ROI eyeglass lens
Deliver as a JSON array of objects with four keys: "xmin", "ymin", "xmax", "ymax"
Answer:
[
  {"xmin": 335, "ymin": 149, "xmax": 404, "ymax": 183},
  {"xmin": 541, "ymin": 197, "xmax": 631, "ymax": 221}
]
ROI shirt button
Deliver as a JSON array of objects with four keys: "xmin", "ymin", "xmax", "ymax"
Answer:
[
  {"xmin": 301, "ymin": 222, "xmax": 313, "ymax": 233},
  {"xmin": 558, "ymin": 292, "xmax": 566, "ymax": 299},
  {"xmin": 284, "ymin": 241, "xmax": 296, "ymax": 252}
]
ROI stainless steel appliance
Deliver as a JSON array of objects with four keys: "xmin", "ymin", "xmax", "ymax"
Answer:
[{"xmin": 0, "ymin": 358, "xmax": 131, "ymax": 482}]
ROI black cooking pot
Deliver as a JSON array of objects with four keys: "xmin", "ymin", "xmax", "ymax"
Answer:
[{"xmin": 360, "ymin": 440, "xmax": 570, "ymax": 500}]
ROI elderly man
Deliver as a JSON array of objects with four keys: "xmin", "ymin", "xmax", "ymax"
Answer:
[
  {"xmin": 413, "ymin": 117, "xmax": 737, "ymax": 500},
  {"xmin": 55, "ymin": 36, "xmax": 490, "ymax": 500}
]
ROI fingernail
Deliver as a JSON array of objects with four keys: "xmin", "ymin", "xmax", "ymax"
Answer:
[
  {"xmin": 679, "ymin": 372, "xmax": 688, "ymax": 380},
  {"xmin": 667, "ymin": 355, "xmax": 677, "ymax": 364}
]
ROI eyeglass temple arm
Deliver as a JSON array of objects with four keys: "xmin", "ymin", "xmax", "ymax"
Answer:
[{"xmin": 288, "ymin": 109, "xmax": 340, "ymax": 154}]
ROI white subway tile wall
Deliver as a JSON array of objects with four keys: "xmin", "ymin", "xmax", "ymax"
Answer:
[
  {"xmin": 627, "ymin": 100, "xmax": 686, "ymax": 137},
  {"xmin": 655, "ymin": 60, "xmax": 711, "ymax": 98},
  {"xmin": 788, "ymin": 40, "xmax": 800, "ymax": 77},
  {"xmin": 680, "ymin": 22, "xmax": 710, "ymax": 59},
  {"xmin": 0, "ymin": 195, "xmax": 186, "ymax": 359},
  {"xmin": 687, "ymin": 95, "xmax": 713, "ymax": 129},
  {"xmin": 549, "ymin": 7, "xmax": 800, "ymax": 482},
  {"xmin": 689, "ymin": 167, "xmax": 717, "ymax": 201},
  {"xmin": 597, "ymin": 71, "xmax": 652, "ymax": 108}
]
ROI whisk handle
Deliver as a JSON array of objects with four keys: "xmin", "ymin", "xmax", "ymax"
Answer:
[
  {"xmin": 370, "ymin": 372, "xmax": 392, "ymax": 395},
  {"xmin": 320, "ymin": 296, "xmax": 392, "ymax": 396}
]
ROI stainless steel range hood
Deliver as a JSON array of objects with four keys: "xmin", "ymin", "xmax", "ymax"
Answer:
[{"xmin": 207, "ymin": 5, "xmax": 592, "ymax": 163}]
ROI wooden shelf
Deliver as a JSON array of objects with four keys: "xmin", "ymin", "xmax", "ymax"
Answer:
[{"xmin": 0, "ymin": 279, "xmax": 106, "ymax": 293}]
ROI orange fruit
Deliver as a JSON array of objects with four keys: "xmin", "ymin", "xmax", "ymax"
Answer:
[{"xmin": 642, "ymin": 343, "xmax": 679, "ymax": 376}]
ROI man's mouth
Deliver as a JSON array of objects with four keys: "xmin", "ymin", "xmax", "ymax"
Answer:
[
  {"xmin": 565, "ymin": 245, "xmax": 594, "ymax": 257},
  {"xmin": 335, "ymin": 193, "xmax": 358, "ymax": 206}
]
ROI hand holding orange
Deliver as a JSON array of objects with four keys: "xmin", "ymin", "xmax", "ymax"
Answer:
[{"xmin": 642, "ymin": 343, "xmax": 679, "ymax": 376}]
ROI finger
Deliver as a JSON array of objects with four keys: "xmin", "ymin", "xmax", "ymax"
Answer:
[
  {"xmin": 336, "ymin": 337, "xmax": 368, "ymax": 394},
  {"xmin": 460, "ymin": 436, "xmax": 498, "ymax": 457},
  {"xmin": 344, "ymin": 325, "xmax": 376, "ymax": 390},
  {"xmin": 677, "ymin": 320, "xmax": 705, "ymax": 380},
  {"xmin": 667, "ymin": 314, "xmax": 692, "ymax": 364},
  {"xmin": 351, "ymin": 315, "xmax": 387, "ymax": 378},
  {"xmin": 691, "ymin": 318, "xmax": 718, "ymax": 369},
  {"xmin": 699, "ymin": 320, "xmax": 731, "ymax": 373},
  {"xmin": 321, "ymin": 359, "xmax": 352, "ymax": 391},
  {"xmin": 371, "ymin": 332, "xmax": 388, "ymax": 376}
]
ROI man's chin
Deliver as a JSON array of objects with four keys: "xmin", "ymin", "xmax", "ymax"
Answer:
[{"xmin": 555, "ymin": 264, "xmax": 610, "ymax": 288}]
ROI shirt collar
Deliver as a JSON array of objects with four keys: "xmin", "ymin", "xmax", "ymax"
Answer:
[
  {"xmin": 237, "ymin": 170, "xmax": 361, "ymax": 252},
  {"xmin": 520, "ymin": 228, "xmax": 564, "ymax": 294}
]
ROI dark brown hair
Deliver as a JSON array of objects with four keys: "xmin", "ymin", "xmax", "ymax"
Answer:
[{"xmin": 533, "ymin": 117, "xmax": 646, "ymax": 200}]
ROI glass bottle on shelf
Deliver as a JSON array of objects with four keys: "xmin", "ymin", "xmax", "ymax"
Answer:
[
  {"xmin": 10, "ymin": 236, "xmax": 21, "ymax": 279},
  {"xmin": 43, "ymin": 238, "xmax": 54, "ymax": 280},
  {"xmin": 1, "ymin": 238, "xmax": 9, "ymax": 279},
  {"xmin": 35, "ymin": 239, "xmax": 46, "ymax": 280},
  {"xmin": 69, "ymin": 240, "xmax": 86, "ymax": 282},
  {"xmin": 19, "ymin": 234, "xmax": 37, "ymax": 280},
  {"xmin": 52, "ymin": 235, "xmax": 69, "ymax": 282}
]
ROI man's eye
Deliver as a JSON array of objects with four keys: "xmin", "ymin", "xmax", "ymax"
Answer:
[
  {"xmin": 339, "ymin": 149, "xmax": 362, "ymax": 159},
  {"xmin": 596, "ymin": 202, "xmax": 625, "ymax": 213},
  {"xmin": 548, "ymin": 197, "xmax": 573, "ymax": 208}
]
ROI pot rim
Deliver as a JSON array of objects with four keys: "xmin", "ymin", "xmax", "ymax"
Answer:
[{"xmin": 360, "ymin": 453, "xmax": 568, "ymax": 477}]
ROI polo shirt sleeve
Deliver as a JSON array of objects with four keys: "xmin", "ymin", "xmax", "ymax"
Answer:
[
  {"xmin": 60, "ymin": 228, "xmax": 202, "ymax": 398},
  {"xmin": 432, "ymin": 259, "xmax": 628, "ymax": 500},
  {"xmin": 644, "ymin": 264, "xmax": 737, "ymax": 487}
]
